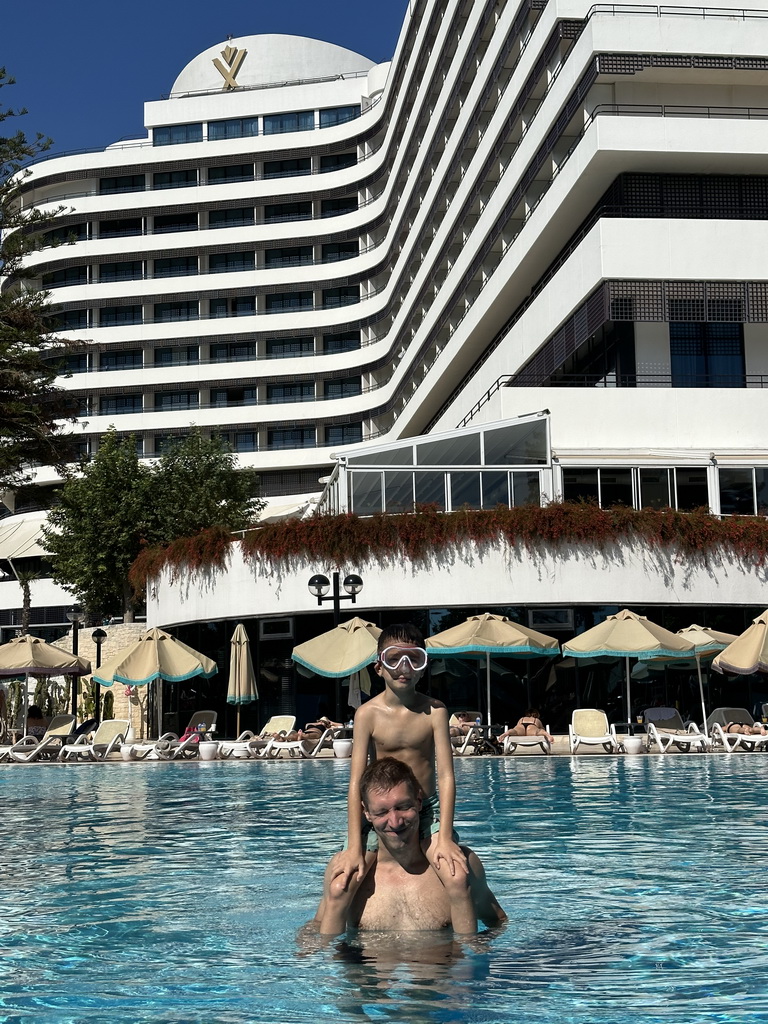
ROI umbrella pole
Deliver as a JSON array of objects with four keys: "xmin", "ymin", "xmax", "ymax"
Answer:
[
  {"xmin": 486, "ymin": 653, "xmax": 491, "ymax": 727},
  {"xmin": 696, "ymin": 655, "xmax": 708, "ymax": 735},
  {"xmin": 23, "ymin": 671, "xmax": 29, "ymax": 738},
  {"xmin": 625, "ymin": 656, "xmax": 632, "ymax": 727},
  {"xmin": 157, "ymin": 678, "xmax": 162, "ymax": 739}
]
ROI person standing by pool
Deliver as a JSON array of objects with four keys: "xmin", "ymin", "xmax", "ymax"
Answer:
[
  {"xmin": 332, "ymin": 623, "xmax": 466, "ymax": 890},
  {"xmin": 313, "ymin": 757, "xmax": 506, "ymax": 934}
]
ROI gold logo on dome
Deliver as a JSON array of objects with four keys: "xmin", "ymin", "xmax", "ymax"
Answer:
[{"xmin": 213, "ymin": 44, "xmax": 247, "ymax": 90}]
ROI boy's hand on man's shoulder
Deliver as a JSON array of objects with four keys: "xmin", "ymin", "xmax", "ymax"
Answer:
[
  {"xmin": 432, "ymin": 837, "xmax": 469, "ymax": 877},
  {"xmin": 331, "ymin": 848, "xmax": 368, "ymax": 887}
]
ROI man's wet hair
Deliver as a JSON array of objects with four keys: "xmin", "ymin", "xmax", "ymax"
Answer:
[
  {"xmin": 360, "ymin": 756, "xmax": 422, "ymax": 807},
  {"xmin": 377, "ymin": 622, "xmax": 425, "ymax": 652}
]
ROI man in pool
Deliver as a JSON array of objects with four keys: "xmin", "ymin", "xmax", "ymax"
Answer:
[{"xmin": 311, "ymin": 757, "xmax": 506, "ymax": 935}]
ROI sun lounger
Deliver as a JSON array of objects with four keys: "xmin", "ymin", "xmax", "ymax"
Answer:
[
  {"xmin": 644, "ymin": 707, "xmax": 710, "ymax": 753},
  {"xmin": 131, "ymin": 710, "xmax": 218, "ymax": 760},
  {"xmin": 269, "ymin": 723, "xmax": 343, "ymax": 759},
  {"xmin": 59, "ymin": 719, "xmax": 129, "ymax": 761},
  {"xmin": 707, "ymin": 707, "xmax": 768, "ymax": 753},
  {"xmin": 501, "ymin": 724, "xmax": 552, "ymax": 755},
  {"xmin": 3, "ymin": 715, "xmax": 76, "ymax": 763},
  {"xmin": 449, "ymin": 712, "xmax": 487, "ymax": 755},
  {"xmin": 568, "ymin": 708, "xmax": 619, "ymax": 754},
  {"xmin": 219, "ymin": 715, "xmax": 297, "ymax": 759}
]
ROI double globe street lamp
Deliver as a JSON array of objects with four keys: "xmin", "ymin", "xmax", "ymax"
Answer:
[{"xmin": 307, "ymin": 572, "xmax": 364, "ymax": 626}]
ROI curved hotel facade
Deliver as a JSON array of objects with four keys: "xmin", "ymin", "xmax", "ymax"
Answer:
[{"xmin": 4, "ymin": 0, "xmax": 768, "ymax": 653}]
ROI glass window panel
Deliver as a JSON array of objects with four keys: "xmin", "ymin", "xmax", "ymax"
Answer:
[
  {"xmin": 324, "ymin": 331, "xmax": 360, "ymax": 353},
  {"xmin": 639, "ymin": 469, "xmax": 671, "ymax": 509},
  {"xmin": 266, "ymin": 337, "xmax": 313, "ymax": 358},
  {"xmin": 417, "ymin": 433, "xmax": 481, "ymax": 467},
  {"xmin": 209, "ymin": 208, "xmax": 254, "ymax": 228},
  {"xmin": 718, "ymin": 469, "xmax": 755, "ymax": 515},
  {"xmin": 99, "ymin": 218, "xmax": 142, "ymax": 238},
  {"xmin": 100, "ymin": 395, "xmax": 142, "ymax": 415},
  {"xmin": 321, "ymin": 197, "xmax": 357, "ymax": 218},
  {"xmin": 265, "ymin": 292, "xmax": 312, "ymax": 312},
  {"xmin": 208, "ymin": 164, "xmax": 254, "ymax": 184},
  {"xmin": 385, "ymin": 472, "xmax": 414, "ymax": 513},
  {"xmin": 153, "ymin": 169, "xmax": 196, "ymax": 189},
  {"xmin": 263, "ymin": 158, "xmax": 311, "ymax": 178},
  {"xmin": 209, "ymin": 252, "xmax": 255, "ymax": 273},
  {"xmin": 481, "ymin": 472, "xmax": 510, "ymax": 508},
  {"xmin": 322, "ymin": 241, "xmax": 359, "ymax": 263},
  {"xmin": 674, "ymin": 468, "xmax": 709, "ymax": 511},
  {"xmin": 210, "ymin": 341, "xmax": 255, "ymax": 362},
  {"xmin": 99, "ymin": 174, "xmax": 145, "ymax": 194},
  {"xmin": 155, "ymin": 391, "xmax": 198, "ymax": 411},
  {"xmin": 101, "ymin": 306, "xmax": 142, "ymax": 327},
  {"xmin": 154, "ymin": 256, "xmax": 197, "ymax": 278},
  {"xmin": 208, "ymin": 118, "xmax": 258, "ymax": 140},
  {"xmin": 266, "ymin": 382, "xmax": 313, "ymax": 403},
  {"xmin": 512, "ymin": 472, "xmax": 541, "ymax": 506},
  {"xmin": 44, "ymin": 223, "xmax": 87, "ymax": 245},
  {"xmin": 101, "ymin": 350, "xmax": 142, "ymax": 370},
  {"xmin": 267, "ymin": 427, "xmax": 315, "ymax": 449},
  {"xmin": 264, "ymin": 202, "xmax": 312, "ymax": 223},
  {"xmin": 322, "ymin": 286, "xmax": 359, "ymax": 308},
  {"xmin": 235, "ymin": 432, "xmax": 257, "ymax": 452},
  {"xmin": 351, "ymin": 472, "xmax": 383, "ymax": 515},
  {"xmin": 599, "ymin": 468, "xmax": 633, "ymax": 508},
  {"xmin": 326, "ymin": 424, "xmax": 363, "ymax": 446},
  {"xmin": 320, "ymin": 152, "xmax": 357, "ymax": 173},
  {"xmin": 348, "ymin": 445, "xmax": 415, "ymax": 467},
  {"xmin": 414, "ymin": 472, "xmax": 446, "ymax": 509},
  {"xmin": 154, "ymin": 346, "xmax": 199, "ymax": 366},
  {"xmin": 263, "ymin": 110, "xmax": 313, "ymax": 134},
  {"xmin": 450, "ymin": 473, "xmax": 481, "ymax": 509},
  {"xmin": 319, "ymin": 105, "xmax": 361, "ymax": 128},
  {"xmin": 154, "ymin": 301, "xmax": 198, "ymax": 322},
  {"xmin": 324, "ymin": 377, "xmax": 361, "ymax": 399},
  {"xmin": 154, "ymin": 213, "xmax": 197, "ymax": 233},
  {"xmin": 483, "ymin": 420, "xmax": 547, "ymax": 465},
  {"xmin": 756, "ymin": 469, "xmax": 768, "ymax": 515},
  {"xmin": 100, "ymin": 261, "xmax": 143, "ymax": 282},
  {"xmin": 153, "ymin": 123, "xmax": 202, "ymax": 146},
  {"xmin": 563, "ymin": 469, "xmax": 599, "ymax": 503},
  {"xmin": 265, "ymin": 246, "xmax": 313, "ymax": 269},
  {"xmin": 43, "ymin": 267, "xmax": 87, "ymax": 288}
]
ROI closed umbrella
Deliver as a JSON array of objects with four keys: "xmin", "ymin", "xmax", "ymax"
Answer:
[
  {"xmin": 563, "ymin": 609, "xmax": 695, "ymax": 725},
  {"xmin": 94, "ymin": 627, "xmax": 217, "ymax": 737},
  {"xmin": 292, "ymin": 617, "xmax": 381, "ymax": 720},
  {"xmin": 426, "ymin": 613, "xmax": 559, "ymax": 726},
  {"xmin": 0, "ymin": 634, "xmax": 91, "ymax": 734},
  {"xmin": 711, "ymin": 610, "xmax": 768, "ymax": 676},
  {"xmin": 228, "ymin": 623, "xmax": 258, "ymax": 735},
  {"xmin": 675, "ymin": 625, "xmax": 738, "ymax": 732}
]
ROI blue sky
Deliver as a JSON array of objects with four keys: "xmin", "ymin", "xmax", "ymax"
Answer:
[{"xmin": 4, "ymin": 1, "xmax": 410, "ymax": 156}]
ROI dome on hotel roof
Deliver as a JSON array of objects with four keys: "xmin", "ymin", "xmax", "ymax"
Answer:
[{"xmin": 171, "ymin": 34, "xmax": 376, "ymax": 94}]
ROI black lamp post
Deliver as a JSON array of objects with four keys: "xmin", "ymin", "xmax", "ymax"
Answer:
[
  {"xmin": 91, "ymin": 627, "xmax": 107, "ymax": 724},
  {"xmin": 307, "ymin": 572, "xmax": 363, "ymax": 627},
  {"xmin": 307, "ymin": 573, "xmax": 364, "ymax": 719},
  {"xmin": 66, "ymin": 604, "xmax": 83, "ymax": 718}
]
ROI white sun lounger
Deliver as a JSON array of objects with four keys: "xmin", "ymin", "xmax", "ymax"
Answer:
[
  {"xmin": 131, "ymin": 710, "xmax": 218, "ymax": 760},
  {"xmin": 568, "ymin": 709, "xmax": 619, "ymax": 754},
  {"xmin": 269, "ymin": 724, "xmax": 343, "ymax": 759},
  {"xmin": 707, "ymin": 707, "xmax": 768, "ymax": 753},
  {"xmin": 645, "ymin": 707, "xmax": 710, "ymax": 753},
  {"xmin": 219, "ymin": 715, "xmax": 297, "ymax": 759},
  {"xmin": 4, "ymin": 715, "xmax": 76, "ymax": 763},
  {"xmin": 59, "ymin": 720, "xmax": 129, "ymax": 761},
  {"xmin": 449, "ymin": 712, "xmax": 486, "ymax": 756}
]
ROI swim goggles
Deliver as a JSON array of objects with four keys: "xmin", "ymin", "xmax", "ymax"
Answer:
[{"xmin": 378, "ymin": 646, "xmax": 429, "ymax": 672}]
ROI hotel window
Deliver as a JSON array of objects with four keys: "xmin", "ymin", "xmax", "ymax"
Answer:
[
  {"xmin": 153, "ymin": 123, "xmax": 203, "ymax": 146},
  {"xmin": 208, "ymin": 208, "xmax": 254, "ymax": 228},
  {"xmin": 210, "ymin": 297, "xmax": 255, "ymax": 318},
  {"xmin": 99, "ymin": 218, "xmax": 142, "ymax": 238},
  {"xmin": 44, "ymin": 223, "xmax": 87, "ymax": 245},
  {"xmin": 324, "ymin": 330, "xmax": 360, "ymax": 353},
  {"xmin": 322, "ymin": 241, "xmax": 358, "ymax": 263},
  {"xmin": 210, "ymin": 387, "xmax": 257, "ymax": 407},
  {"xmin": 99, "ymin": 261, "xmax": 143, "ymax": 282},
  {"xmin": 268, "ymin": 427, "xmax": 316, "ymax": 449},
  {"xmin": 670, "ymin": 322, "xmax": 745, "ymax": 387},
  {"xmin": 154, "ymin": 345, "xmax": 199, "ymax": 366},
  {"xmin": 100, "ymin": 350, "xmax": 142, "ymax": 370},
  {"xmin": 266, "ymin": 337, "xmax": 314, "ymax": 358},
  {"xmin": 321, "ymin": 197, "xmax": 358, "ymax": 218},
  {"xmin": 208, "ymin": 117, "xmax": 258, "ymax": 140},
  {"xmin": 99, "ymin": 174, "xmax": 145, "ymax": 194},
  {"xmin": 234, "ymin": 431, "xmax": 257, "ymax": 452},
  {"xmin": 100, "ymin": 306, "xmax": 142, "ymax": 327},
  {"xmin": 153, "ymin": 256, "xmax": 198, "ymax": 278},
  {"xmin": 208, "ymin": 164, "xmax": 254, "ymax": 185},
  {"xmin": 264, "ymin": 201, "xmax": 312, "ymax": 224},
  {"xmin": 351, "ymin": 472, "xmax": 383, "ymax": 515},
  {"xmin": 56, "ymin": 310, "xmax": 88, "ymax": 330},
  {"xmin": 153, "ymin": 300, "xmax": 198, "ymax": 323},
  {"xmin": 209, "ymin": 252, "xmax": 255, "ymax": 273},
  {"xmin": 99, "ymin": 395, "xmax": 142, "ymax": 415},
  {"xmin": 639, "ymin": 469, "xmax": 672, "ymax": 509},
  {"xmin": 154, "ymin": 212, "xmax": 197, "ymax": 233},
  {"xmin": 154, "ymin": 433, "xmax": 189, "ymax": 454},
  {"xmin": 263, "ymin": 110, "xmax": 313, "ymax": 135},
  {"xmin": 319, "ymin": 105, "xmax": 361, "ymax": 128},
  {"xmin": 64, "ymin": 353, "xmax": 88, "ymax": 374},
  {"xmin": 155, "ymin": 391, "xmax": 199, "ymax": 411},
  {"xmin": 210, "ymin": 341, "xmax": 256, "ymax": 362},
  {"xmin": 265, "ymin": 291, "xmax": 312, "ymax": 313},
  {"xmin": 563, "ymin": 468, "xmax": 633, "ymax": 507},
  {"xmin": 322, "ymin": 286, "xmax": 358, "ymax": 308},
  {"xmin": 673, "ymin": 468, "xmax": 709, "ymax": 511},
  {"xmin": 153, "ymin": 169, "xmax": 197, "ymax": 189},
  {"xmin": 324, "ymin": 376, "xmax": 361, "ymax": 399},
  {"xmin": 267, "ymin": 382, "xmax": 314, "ymax": 403},
  {"xmin": 327, "ymin": 423, "xmax": 363, "ymax": 446},
  {"xmin": 42, "ymin": 267, "xmax": 87, "ymax": 288},
  {"xmin": 263, "ymin": 157, "xmax": 311, "ymax": 178},
  {"xmin": 320, "ymin": 152, "xmax": 357, "ymax": 173},
  {"xmin": 264, "ymin": 246, "xmax": 313, "ymax": 268}
]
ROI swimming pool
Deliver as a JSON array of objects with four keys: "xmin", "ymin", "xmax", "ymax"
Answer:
[{"xmin": 0, "ymin": 755, "xmax": 766, "ymax": 1023}]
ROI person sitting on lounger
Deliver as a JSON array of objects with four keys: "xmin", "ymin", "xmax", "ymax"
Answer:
[
  {"xmin": 496, "ymin": 709, "xmax": 554, "ymax": 745},
  {"xmin": 26, "ymin": 705, "xmax": 49, "ymax": 738},
  {"xmin": 450, "ymin": 712, "xmax": 474, "ymax": 738}
]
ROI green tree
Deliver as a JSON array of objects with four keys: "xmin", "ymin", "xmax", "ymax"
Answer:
[
  {"xmin": 0, "ymin": 68, "xmax": 77, "ymax": 489},
  {"xmin": 42, "ymin": 430, "xmax": 152, "ymax": 622},
  {"xmin": 148, "ymin": 429, "xmax": 264, "ymax": 542}
]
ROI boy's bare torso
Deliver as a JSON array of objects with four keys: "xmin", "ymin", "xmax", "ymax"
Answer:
[{"xmin": 362, "ymin": 693, "xmax": 440, "ymax": 797}]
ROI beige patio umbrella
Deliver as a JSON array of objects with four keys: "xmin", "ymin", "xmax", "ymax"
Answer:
[
  {"xmin": 227, "ymin": 623, "xmax": 258, "ymax": 735},
  {"xmin": 562, "ymin": 609, "xmax": 695, "ymax": 724},
  {"xmin": 0, "ymin": 634, "xmax": 91, "ymax": 734},
  {"xmin": 426, "ymin": 613, "xmax": 559, "ymax": 725},
  {"xmin": 292, "ymin": 617, "xmax": 381, "ymax": 678},
  {"xmin": 711, "ymin": 610, "xmax": 768, "ymax": 676},
  {"xmin": 94, "ymin": 627, "xmax": 217, "ymax": 736}
]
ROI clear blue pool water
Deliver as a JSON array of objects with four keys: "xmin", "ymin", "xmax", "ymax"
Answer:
[{"xmin": 0, "ymin": 755, "xmax": 767, "ymax": 1023}]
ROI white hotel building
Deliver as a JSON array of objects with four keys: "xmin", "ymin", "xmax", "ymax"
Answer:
[{"xmin": 4, "ymin": 0, "xmax": 768, "ymax": 724}]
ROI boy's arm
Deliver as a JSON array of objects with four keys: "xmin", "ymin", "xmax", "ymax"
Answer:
[
  {"xmin": 433, "ymin": 705, "xmax": 468, "ymax": 876},
  {"xmin": 331, "ymin": 708, "xmax": 372, "ymax": 887}
]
